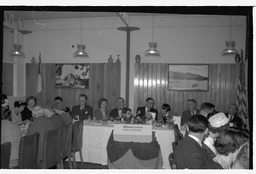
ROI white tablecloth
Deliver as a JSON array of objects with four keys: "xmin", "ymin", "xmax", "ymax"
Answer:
[{"xmin": 75, "ymin": 121, "xmax": 178, "ymax": 169}]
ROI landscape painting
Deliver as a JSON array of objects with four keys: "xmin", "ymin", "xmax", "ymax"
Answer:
[
  {"xmin": 55, "ymin": 64, "xmax": 89, "ymax": 89},
  {"xmin": 168, "ymin": 64, "xmax": 209, "ymax": 91}
]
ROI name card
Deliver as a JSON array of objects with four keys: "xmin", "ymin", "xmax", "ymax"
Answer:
[{"xmin": 114, "ymin": 124, "xmax": 152, "ymax": 143}]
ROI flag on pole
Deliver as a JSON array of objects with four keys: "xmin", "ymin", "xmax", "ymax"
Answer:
[
  {"xmin": 236, "ymin": 50, "xmax": 248, "ymax": 130},
  {"xmin": 37, "ymin": 53, "xmax": 43, "ymax": 94}
]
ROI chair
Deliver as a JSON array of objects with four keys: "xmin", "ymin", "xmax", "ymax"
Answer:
[
  {"xmin": 168, "ymin": 152, "xmax": 178, "ymax": 169},
  {"xmin": 60, "ymin": 123, "xmax": 73, "ymax": 169},
  {"xmin": 18, "ymin": 132, "xmax": 39, "ymax": 169},
  {"xmin": 172, "ymin": 124, "xmax": 184, "ymax": 152},
  {"xmin": 40, "ymin": 128, "xmax": 62, "ymax": 169},
  {"xmin": 1, "ymin": 142, "xmax": 11, "ymax": 169},
  {"xmin": 69, "ymin": 121, "xmax": 84, "ymax": 169}
]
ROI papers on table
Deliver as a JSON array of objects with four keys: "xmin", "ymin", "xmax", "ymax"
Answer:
[
  {"xmin": 172, "ymin": 116, "xmax": 181, "ymax": 129},
  {"xmin": 149, "ymin": 112, "xmax": 156, "ymax": 120}
]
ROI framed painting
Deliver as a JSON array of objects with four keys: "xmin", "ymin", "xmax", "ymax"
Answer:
[
  {"xmin": 168, "ymin": 64, "xmax": 209, "ymax": 91},
  {"xmin": 55, "ymin": 64, "xmax": 89, "ymax": 89}
]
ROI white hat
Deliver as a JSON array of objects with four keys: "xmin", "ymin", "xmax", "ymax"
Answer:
[{"xmin": 208, "ymin": 112, "xmax": 229, "ymax": 128}]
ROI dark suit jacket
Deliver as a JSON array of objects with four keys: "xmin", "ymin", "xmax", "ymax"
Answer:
[
  {"xmin": 157, "ymin": 111, "xmax": 177, "ymax": 124},
  {"xmin": 49, "ymin": 114, "xmax": 65, "ymax": 129},
  {"xmin": 26, "ymin": 116, "xmax": 55, "ymax": 163},
  {"xmin": 21, "ymin": 106, "xmax": 33, "ymax": 121},
  {"xmin": 225, "ymin": 113, "xmax": 243, "ymax": 129},
  {"xmin": 110, "ymin": 107, "xmax": 129, "ymax": 119},
  {"xmin": 181, "ymin": 109, "xmax": 200, "ymax": 126},
  {"xmin": 136, "ymin": 106, "xmax": 158, "ymax": 121},
  {"xmin": 202, "ymin": 143, "xmax": 216, "ymax": 161},
  {"xmin": 71, "ymin": 104, "xmax": 93, "ymax": 120},
  {"xmin": 59, "ymin": 112, "xmax": 73, "ymax": 125},
  {"xmin": 200, "ymin": 159, "xmax": 223, "ymax": 169},
  {"xmin": 174, "ymin": 136, "xmax": 206, "ymax": 169}
]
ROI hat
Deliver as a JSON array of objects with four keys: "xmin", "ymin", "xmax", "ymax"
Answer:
[
  {"xmin": 208, "ymin": 112, "xmax": 229, "ymax": 128},
  {"xmin": 32, "ymin": 106, "xmax": 44, "ymax": 118},
  {"xmin": 51, "ymin": 103, "xmax": 66, "ymax": 111}
]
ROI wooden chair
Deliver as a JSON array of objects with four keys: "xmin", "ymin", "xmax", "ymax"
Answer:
[
  {"xmin": 1, "ymin": 142, "xmax": 11, "ymax": 169},
  {"xmin": 172, "ymin": 124, "xmax": 184, "ymax": 152},
  {"xmin": 40, "ymin": 128, "xmax": 62, "ymax": 169},
  {"xmin": 69, "ymin": 121, "xmax": 84, "ymax": 169},
  {"xmin": 60, "ymin": 123, "xmax": 73, "ymax": 169},
  {"xmin": 168, "ymin": 152, "xmax": 178, "ymax": 169},
  {"xmin": 18, "ymin": 132, "xmax": 39, "ymax": 169}
]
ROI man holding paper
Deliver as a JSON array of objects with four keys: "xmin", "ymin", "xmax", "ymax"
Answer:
[{"xmin": 136, "ymin": 97, "xmax": 158, "ymax": 122}]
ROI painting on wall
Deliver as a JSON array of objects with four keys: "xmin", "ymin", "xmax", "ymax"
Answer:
[
  {"xmin": 55, "ymin": 64, "xmax": 89, "ymax": 89},
  {"xmin": 168, "ymin": 64, "xmax": 209, "ymax": 91}
]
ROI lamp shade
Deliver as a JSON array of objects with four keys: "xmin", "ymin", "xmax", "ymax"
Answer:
[
  {"xmin": 145, "ymin": 42, "xmax": 161, "ymax": 57},
  {"xmin": 221, "ymin": 41, "xmax": 239, "ymax": 56},
  {"xmin": 10, "ymin": 44, "xmax": 25, "ymax": 57},
  {"xmin": 73, "ymin": 44, "xmax": 89, "ymax": 57}
]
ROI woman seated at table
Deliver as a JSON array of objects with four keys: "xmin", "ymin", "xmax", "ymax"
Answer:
[
  {"xmin": 11, "ymin": 100, "xmax": 27, "ymax": 125},
  {"xmin": 121, "ymin": 108, "xmax": 135, "ymax": 123},
  {"xmin": 21, "ymin": 96, "xmax": 37, "ymax": 121},
  {"xmin": 93, "ymin": 98, "xmax": 110, "ymax": 121},
  {"xmin": 157, "ymin": 103, "xmax": 177, "ymax": 124}
]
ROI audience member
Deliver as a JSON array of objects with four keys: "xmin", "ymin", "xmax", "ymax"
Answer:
[
  {"xmin": 54, "ymin": 96, "xmax": 70, "ymax": 114},
  {"xmin": 121, "ymin": 108, "xmax": 134, "ymax": 123},
  {"xmin": 11, "ymin": 100, "xmax": 26, "ymax": 124},
  {"xmin": 231, "ymin": 143, "xmax": 249, "ymax": 169},
  {"xmin": 52, "ymin": 103, "xmax": 72, "ymax": 125},
  {"xmin": 181, "ymin": 99, "xmax": 200, "ymax": 126},
  {"xmin": 174, "ymin": 114, "xmax": 209, "ymax": 169},
  {"xmin": 136, "ymin": 97, "xmax": 158, "ymax": 121},
  {"xmin": 200, "ymin": 128, "xmax": 248, "ymax": 169},
  {"xmin": 21, "ymin": 96, "xmax": 37, "ymax": 121},
  {"xmin": 1, "ymin": 107, "xmax": 22, "ymax": 168},
  {"xmin": 71, "ymin": 94, "xmax": 93, "ymax": 120},
  {"xmin": 110, "ymin": 97, "xmax": 129, "ymax": 120},
  {"xmin": 26, "ymin": 106, "xmax": 55, "ymax": 165},
  {"xmin": 46, "ymin": 107, "xmax": 65, "ymax": 129},
  {"xmin": 200, "ymin": 102, "xmax": 215, "ymax": 118},
  {"xmin": 225, "ymin": 103, "xmax": 243, "ymax": 129},
  {"xmin": 203, "ymin": 112, "xmax": 229, "ymax": 161},
  {"xmin": 157, "ymin": 103, "xmax": 177, "ymax": 124},
  {"xmin": 94, "ymin": 98, "xmax": 110, "ymax": 121}
]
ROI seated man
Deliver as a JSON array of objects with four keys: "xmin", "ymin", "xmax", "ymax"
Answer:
[
  {"xmin": 46, "ymin": 107, "xmax": 65, "ymax": 129},
  {"xmin": 136, "ymin": 97, "xmax": 158, "ymax": 121},
  {"xmin": 26, "ymin": 106, "xmax": 55, "ymax": 165},
  {"xmin": 225, "ymin": 103, "xmax": 244, "ymax": 129},
  {"xmin": 201, "ymin": 128, "xmax": 248, "ymax": 169},
  {"xmin": 200, "ymin": 102, "xmax": 215, "ymax": 118},
  {"xmin": 1, "ymin": 105, "xmax": 22, "ymax": 168},
  {"xmin": 157, "ymin": 103, "xmax": 177, "ymax": 124},
  {"xmin": 110, "ymin": 97, "xmax": 129, "ymax": 120},
  {"xmin": 54, "ymin": 96, "xmax": 70, "ymax": 114},
  {"xmin": 181, "ymin": 99, "xmax": 200, "ymax": 126},
  {"xmin": 52, "ymin": 103, "xmax": 72, "ymax": 125},
  {"xmin": 174, "ymin": 114, "xmax": 209, "ymax": 169},
  {"xmin": 203, "ymin": 112, "xmax": 229, "ymax": 161},
  {"xmin": 71, "ymin": 94, "xmax": 93, "ymax": 120}
]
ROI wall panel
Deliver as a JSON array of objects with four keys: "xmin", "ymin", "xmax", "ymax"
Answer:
[
  {"xmin": 26, "ymin": 63, "xmax": 121, "ymax": 112},
  {"xmin": 134, "ymin": 63, "xmax": 238, "ymax": 115}
]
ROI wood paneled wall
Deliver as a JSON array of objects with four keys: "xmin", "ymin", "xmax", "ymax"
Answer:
[
  {"xmin": 134, "ymin": 63, "xmax": 239, "ymax": 115},
  {"xmin": 26, "ymin": 63, "xmax": 121, "ymax": 111},
  {"xmin": 2, "ymin": 62, "xmax": 13, "ymax": 96}
]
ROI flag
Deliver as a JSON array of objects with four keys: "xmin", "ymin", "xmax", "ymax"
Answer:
[
  {"xmin": 37, "ymin": 53, "xmax": 43, "ymax": 93},
  {"xmin": 236, "ymin": 50, "xmax": 248, "ymax": 130}
]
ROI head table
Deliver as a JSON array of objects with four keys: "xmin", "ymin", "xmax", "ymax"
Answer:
[{"xmin": 73, "ymin": 120, "xmax": 185, "ymax": 169}]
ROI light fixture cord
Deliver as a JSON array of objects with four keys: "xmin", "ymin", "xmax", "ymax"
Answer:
[
  {"xmin": 230, "ymin": 16, "xmax": 232, "ymax": 41},
  {"xmin": 80, "ymin": 12, "xmax": 82, "ymax": 44},
  {"xmin": 152, "ymin": 14, "xmax": 154, "ymax": 42}
]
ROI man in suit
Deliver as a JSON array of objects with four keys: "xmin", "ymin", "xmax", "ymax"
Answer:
[
  {"xmin": 26, "ymin": 106, "xmax": 55, "ymax": 165},
  {"xmin": 225, "ymin": 103, "xmax": 244, "ymax": 129},
  {"xmin": 45, "ymin": 107, "xmax": 65, "ymax": 129},
  {"xmin": 202, "ymin": 112, "xmax": 229, "ymax": 161},
  {"xmin": 174, "ymin": 114, "xmax": 209, "ymax": 169},
  {"xmin": 181, "ymin": 99, "xmax": 200, "ymax": 126},
  {"xmin": 52, "ymin": 102, "xmax": 72, "ymax": 125},
  {"xmin": 110, "ymin": 97, "xmax": 129, "ymax": 120},
  {"xmin": 71, "ymin": 94, "xmax": 93, "ymax": 120},
  {"xmin": 136, "ymin": 97, "xmax": 158, "ymax": 121},
  {"xmin": 54, "ymin": 96, "xmax": 70, "ymax": 114}
]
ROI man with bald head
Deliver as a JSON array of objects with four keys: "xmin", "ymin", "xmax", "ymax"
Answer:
[{"xmin": 26, "ymin": 106, "xmax": 55, "ymax": 165}]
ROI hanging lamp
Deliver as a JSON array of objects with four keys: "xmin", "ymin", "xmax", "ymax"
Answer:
[
  {"xmin": 145, "ymin": 14, "xmax": 161, "ymax": 57},
  {"xmin": 221, "ymin": 16, "xmax": 238, "ymax": 56},
  {"xmin": 74, "ymin": 13, "xmax": 89, "ymax": 58}
]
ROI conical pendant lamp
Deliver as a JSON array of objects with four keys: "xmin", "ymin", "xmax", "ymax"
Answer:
[
  {"xmin": 10, "ymin": 29, "xmax": 25, "ymax": 57},
  {"xmin": 221, "ymin": 16, "xmax": 238, "ymax": 56},
  {"xmin": 145, "ymin": 14, "xmax": 161, "ymax": 57},
  {"xmin": 74, "ymin": 13, "xmax": 89, "ymax": 58}
]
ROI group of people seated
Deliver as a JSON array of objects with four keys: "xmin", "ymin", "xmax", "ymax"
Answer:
[{"xmin": 1, "ymin": 91, "xmax": 249, "ymax": 169}]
